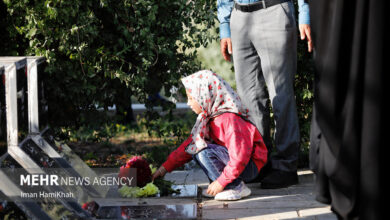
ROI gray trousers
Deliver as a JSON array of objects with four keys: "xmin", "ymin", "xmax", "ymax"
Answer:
[{"xmin": 231, "ymin": 1, "xmax": 299, "ymax": 172}]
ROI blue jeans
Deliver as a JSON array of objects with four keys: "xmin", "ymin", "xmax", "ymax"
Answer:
[{"xmin": 193, "ymin": 144, "xmax": 259, "ymax": 190}]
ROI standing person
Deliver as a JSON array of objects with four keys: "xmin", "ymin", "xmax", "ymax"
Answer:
[
  {"xmin": 217, "ymin": 0, "xmax": 312, "ymax": 188},
  {"xmin": 152, "ymin": 70, "xmax": 268, "ymax": 200},
  {"xmin": 310, "ymin": 0, "xmax": 387, "ymax": 219}
]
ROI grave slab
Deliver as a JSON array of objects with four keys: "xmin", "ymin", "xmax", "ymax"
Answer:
[
  {"xmin": 0, "ymin": 153, "xmax": 88, "ymax": 219},
  {"xmin": 93, "ymin": 179, "xmax": 200, "ymax": 219},
  {"xmin": 0, "ymin": 170, "xmax": 51, "ymax": 220},
  {"xmin": 30, "ymin": 129, "xmax": 105, "ymax": 198},
  {"xmin": 97, "ymin": 204, "xmax": 197, "ymax": 219},
  {"xmin": 5, "ymin": 139, "xmax": 92, "ymax": 218}
]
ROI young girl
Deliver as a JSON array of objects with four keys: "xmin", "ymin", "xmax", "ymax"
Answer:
[{"xmin": 152, "ymin": 70, "xmax": 268, "ymax": 200}]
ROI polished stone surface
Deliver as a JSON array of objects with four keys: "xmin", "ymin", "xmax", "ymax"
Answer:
[
  {"xmin": 166, "ymin": 168, "xmax": 337, "ymax": 220},
  {"xmin": 97, "ymin": 204, "xmax": 197, "ymax": 219}
]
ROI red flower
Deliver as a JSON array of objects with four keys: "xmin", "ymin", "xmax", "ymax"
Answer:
[
  {"xmin": 82, "ymin": 203, "xmax": 88, "ymax": 210},
  {"xmin": 119, "ymin": 156, "xmax": 151, "ymax": 187},
  {"xmin": 209, "ymin": 85, "xmax": 212, "ymax": 90},
  {"xmin": 218, "ymin": 85, "xmax": 221, "ymax": 90}
]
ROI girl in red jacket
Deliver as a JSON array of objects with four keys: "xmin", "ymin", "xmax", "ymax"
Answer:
[{"xmin": 152, "ymin": 70, "xmax": 268, "ymax": 200}]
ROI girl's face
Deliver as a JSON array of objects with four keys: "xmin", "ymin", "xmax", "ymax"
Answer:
[{"xmin": 186, "ymin": 90, "xmax": 202, "ymax": 114}]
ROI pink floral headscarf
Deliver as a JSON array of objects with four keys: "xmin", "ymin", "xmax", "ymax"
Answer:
[{"xmin": 181, "ymin": 70, "xmax": 250, "ymax": 154}]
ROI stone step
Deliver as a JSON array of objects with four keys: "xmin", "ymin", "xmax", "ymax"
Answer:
[
  {"xmin": 298, "ymin": 169, "xmax": 315, "ymax": 184},
  {"xmin": 164, "ymin": 168, "xmax": 336, "ymax": 220}
]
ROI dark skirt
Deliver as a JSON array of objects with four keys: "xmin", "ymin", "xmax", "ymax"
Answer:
[{"xmin": 309, "ymin": 0, "xmax": 388, "ymax": 219}]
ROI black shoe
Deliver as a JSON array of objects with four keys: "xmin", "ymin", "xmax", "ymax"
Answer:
[{"xmin": 260, "ymin": 170, "xmax": 298, "ymax": 189}]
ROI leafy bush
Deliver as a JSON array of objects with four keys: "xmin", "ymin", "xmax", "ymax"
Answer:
[
  {"xmin": 0, "ymin": 0, "xmax": 216, "ymax": 127},
  {"xmin": 138, "ymin": 111, "xmax": 196, "ymax": 142}
]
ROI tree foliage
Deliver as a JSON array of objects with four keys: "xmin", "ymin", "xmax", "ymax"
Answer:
[{"xmin": 1, "ymin": 0, "xmax": 216, "ymax": 126}]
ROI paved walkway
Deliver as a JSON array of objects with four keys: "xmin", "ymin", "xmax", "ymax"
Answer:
[{"xmin": 165, "ymin": 169, "xmax": 337, "ymax": 220}]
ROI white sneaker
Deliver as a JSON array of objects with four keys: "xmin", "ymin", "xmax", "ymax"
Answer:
[
  {"xmin": 202, "ymin": 189, "xmax": 214, "ymax": 198},
  {"xmin": 214, "ymin": 182, "xmax": 251, "ymax": 201}
]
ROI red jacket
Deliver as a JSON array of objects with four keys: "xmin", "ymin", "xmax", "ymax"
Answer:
[{"xmin": 162, "ymin": 113, "xmax": 268, "ymax": 188}]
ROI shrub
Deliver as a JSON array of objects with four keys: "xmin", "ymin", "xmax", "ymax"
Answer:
[{"xmin": 0, "ymin": 0, "xmax": 216, "ymax": 127}]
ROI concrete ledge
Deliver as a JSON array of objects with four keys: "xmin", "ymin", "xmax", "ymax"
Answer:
[{"xmin": 165, "ymin": 169, "xmax": 335, "ymax": 220}]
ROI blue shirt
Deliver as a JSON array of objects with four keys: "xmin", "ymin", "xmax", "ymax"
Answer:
[{"xmin": 218, "ymin": 0, "xmax": 310, "ymax": 39}]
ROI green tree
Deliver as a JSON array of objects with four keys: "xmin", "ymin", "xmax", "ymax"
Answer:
[{"xmin": 1, "ymin": 0, "xmax": 216, "ymax": 126}]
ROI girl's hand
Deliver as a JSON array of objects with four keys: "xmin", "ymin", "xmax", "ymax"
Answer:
[
  {"xmin": 207, "ymin": 180, "xmax": 224, "ymax": 196},
  {"xmin": 152, "ymin": 166, "xmax": 167, "ymax": 181}
]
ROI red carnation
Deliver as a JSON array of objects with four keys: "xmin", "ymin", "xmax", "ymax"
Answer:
[{"xmin": 119, "ymin": 156, "xmax": 151, "ymax": 187}]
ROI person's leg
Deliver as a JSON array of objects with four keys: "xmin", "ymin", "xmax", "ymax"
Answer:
[
  {"xmin": 193, "ymin": 143, "xmax": 258, "ymax": 200},
  {"xmin": 193, "ymin": 144, "xmax": 258, "ymax": 189},
  {"xmin": 230, "ymin": 8, "xmax": 273, "ymax": 153},
  {"xmin": 193, "ymin": 144, "xmax": 237, "ymax": 185},
  {"xmin": 250, "ymin": 2, "xmax": 300, "ymax": 177},
  {"xmin": 194, "ymin": 144, "xmax": 236, "ymax": 189}
]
